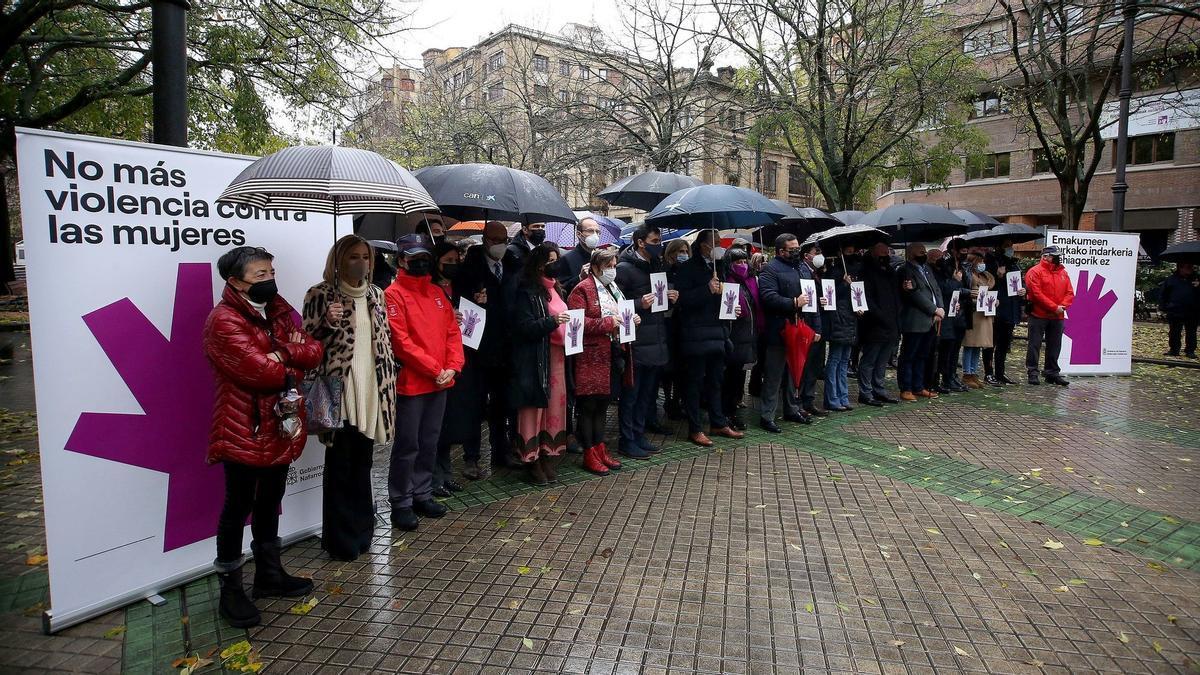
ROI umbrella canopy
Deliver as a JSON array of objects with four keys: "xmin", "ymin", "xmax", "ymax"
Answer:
[
  {"xmin": 1160, "ymin": 241, "xmax": 1200, "ymax": 264},
  {"xmin": 367, "ymin": 239, "xmax": 398, "ymax": 252},
  {"xmin": 757, "ymin": 201, "xmax": 841, "ymax": 245},
  {"xmin": 858, "ymin": 204, "xmax": 967, "ymax": 244},
  {"xmin": 782, "ymin": 319, "xmax": 816, "ymax": 388},
  {"xmin": 617, "ymin": 222, "xmax": 692, "ymax": 244},
  {"xmin": 448, "ymin": 220, "xmax": 487, "ymax": 233},
  {"xmin": 353, "ymin": 211, "xmax": 449, "ymax": 242},
  {"xmin": 832, "ymin": 210, "xmax": 867, "ymax": 225},
  {"xmin": 802, "ymin": 224, "xmax": 890, "ymax": 251},
  {"xmin": 217, "ymin": 146, "xmax": 437, "ymax": 215},
  {"xmin": 645, "ymin": 184, "xmax": 788, "ymax": 231},
  {"xmin": 960, "ymin": 222, "xmax": 1043, "ymax": 247},
  {"xmin": 952, "ymin": 209, "xmax": 1003, "ymax": 232},
  {"xmin": 414, "ymin": 163, "xmax": 576, "ymax": 224},
  {"xmin": 597, "ymin": 171, "xmax": 704, "ymax": 211}
]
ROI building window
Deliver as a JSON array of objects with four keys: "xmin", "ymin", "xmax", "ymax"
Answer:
[
  {"xmin": 1116, "ymin": 132, "xmax": 1175, "ymax": 166},
  {"xmin": 488, "ymin": 51, "xmax": 504, "ymax": 71},
  {"xmin": 598, "ymin": 68, "xmax": 608, "ymax": 80},
  {"xmin": 966, "ymin": 152, "xmax": 1011, "ymax": 180},
  {"xmin": 486, "ymin": 83, "xmax": 504, "ymax": 103},
  {"xmin": 534, "ymin": 84, "xmax": 549, "ymax": 99},
  {"xmin": 557, "ymin": 90, "xmax": 569, "ymax": 102},
  {"xmin": 788, "ymin": 165, "xmax": 809, "ymax": 196},
  {"xmin": 534, "ymin": 54, "xmax": 549, "ymax": 72},
  {"xmin": 559, "ymin": 61, "xmax": 572, "ymax": 77},
  {"xmin": 1033, "ymin": 148, "xmax": 1053, "ymax": 174},
  {"xmin": 579, "ymin": 65, "xmax": 592, "ymax": 80},
  {"xmin": 762, "ymin": 160, "xmax": 778, "ymax": 193},
  {"xmin": 971, "ymin": 92, "xmax": 1007, "ymax": 118},
  {"xmin": 963, "ymin": 21, "xmax": 1008, "ymax": 56}
]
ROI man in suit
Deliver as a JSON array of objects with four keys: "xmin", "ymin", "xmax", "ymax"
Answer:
[
  {"xmin": 897, "ymin": 243, "xmax": 945, "ymax": 401},
  {"xmin": 452, "ymin": 221, "xmax": 517, "ymax": 477},
  {"xmin": 797, "ymin": 242, "xmax": 828, "ymax": 417},
  {"xmin": 756, "ymin": 233, "xmax": 814, "ymax": 431},
  {"xmin": 556, "ymin": 217, "xmax": 604, "ymax": 296}
]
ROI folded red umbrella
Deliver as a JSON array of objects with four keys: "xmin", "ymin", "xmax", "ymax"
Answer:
[{"xmin": 781, "ymin": 318, "xmax": 815, "ymax": 389}]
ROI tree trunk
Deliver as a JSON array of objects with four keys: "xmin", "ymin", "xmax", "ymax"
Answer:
[{"xmin": 0, "ymin": 166, "xmax": 14, "ymax": 292}]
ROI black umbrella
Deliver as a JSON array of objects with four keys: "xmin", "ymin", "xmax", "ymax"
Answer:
[
  {"xmin": 960, "ymin": 223, "xmax": 1043, "ymax": 247},
  {"xmin": 353, "ymin": 212, "xmax": 448, "ymax": 243},
  {"xmin": 756, "ymin": 200, "xmax": 841, "ymax": 246},
  {"xmin": 951, "ymin": 209, "xmax": 1002, "ymax": 233},
  {"xmin": 859, "ymin": 204, "xmax": 967, "ymax": 244},
  {"xmin": 414, "ymin": 163, "xmax": 576, "ymax": 224},
  {"xmin": 1160, "ymin": 241, "xmax": 1200, "ymax": 264},
  {"xmin": 645, "ymin": 185, "xmax": 788, "ymax": 231},
  {"xmin": 597, "ymin": 171, "xmax": 704, "ymax": 211},
  {"xmin": 367, "ymin": 239, "xmax": 398, "ymax": 252},
  {"xmin": 803, "ymin": 224, "xmax": 890, "ymax": 251},
  {"xmin": 832, "ymin": 210, "xmax": 867, "ymax": 225}
]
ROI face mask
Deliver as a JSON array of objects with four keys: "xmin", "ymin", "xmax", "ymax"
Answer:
[
  {"xmin": 544, "ymin": 260, "xmax": 561, "ymax": 278},
  {"xmin": 914, "ymin": 254, "xmax": 927, "ymax": 265},
  {"xmin": 732, "ymin": 262, "xmax": 749, "ymax": 275},
  {"xmin": 581, "ymin": 233, "xmax": 600, "ymax": 249},
  {"xmin": 600, "ymin": 268, "xmax": 617, "ymax": 285},
  {"xmin": 811, "ymin": 254, "xmax": 826, "ymax": 269},
  {"xmin": 488, "ymin": 243, "xmax": 507, "ymax": 260},
  {"xmin": 1050, "ymin": 255, "xmax": 1061, "ymax": 266},
  {"xmin": 675, "ymin": 254, "xmax": 689, "ymax": 264},
  {"xmin": 711, "ymin": 246, "xmax": 727, "ymax": 261},
  {"xmin": 975, "ymin": 262, "xmax": 987, "ymax": 273},
  {"xmin": 440, "ymin": 263, "xmax": 459, "ymax": 279},
  {"xmin": 346, "ymin": 260, "xmax": 369, "ymax": 281},
  {"xmin": 1004, "ymin": 247, "xmax": 1014, "ymax": 257},
  {"xmin": 877, "ymin": 256, "xmax": 890, "ymax": 268},
  {"xmin": 405, "ymin": 258, "xmax": 433, "ymax": 277},
  {"xmin": 527, "ymin": 230, "xmax": 546, "ymax": 245},
  {"xmin": 787, "ymin": 249, "xmax": 803, "ymax": 263},
  {"xmin": 244, "ymin": 279, "xmax": 278, "ymax": 304},
  {"xmin": 644, "ymin": 243, "xmax": 663, "ymax": 258}
]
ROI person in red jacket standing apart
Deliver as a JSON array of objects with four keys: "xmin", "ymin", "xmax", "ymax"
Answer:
[
  {"xmin": 1024, "ymin": 245, "xmax": 1075, "ymax": 386},
  {"xmin": 203, "ymin": 246, "xmax": 324, "ymax": 629},
  {"xmin": 385, "ymin": 234, "xmax": 466, "ymax": 531}
]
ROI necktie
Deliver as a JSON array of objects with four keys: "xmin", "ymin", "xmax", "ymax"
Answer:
[{"xmin": 494, "ymin": 262, "xmax": 503, "ymax": 281}]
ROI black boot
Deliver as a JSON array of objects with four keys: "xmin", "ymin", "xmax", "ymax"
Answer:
[
  {"xmin": 216, "ymin": 560, "xmax": 261, "ymax": 628},
  {"xmin": 251, "ymin": 538, "xmax": 313, "ymax": 600}
]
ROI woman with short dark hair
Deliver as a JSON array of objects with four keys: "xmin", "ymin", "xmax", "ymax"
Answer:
[{"xmin": 204, "ymin": 246, "xmax": 323, "ymax": 628}]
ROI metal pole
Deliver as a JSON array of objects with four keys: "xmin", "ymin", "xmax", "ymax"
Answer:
[
  {"xmin": 151, "ymin": 0, "xmax": 190, "ymax": 147},
  {"xmin": 1111, "ymin": 0, "xmax": 1137, "ymax": 233}
]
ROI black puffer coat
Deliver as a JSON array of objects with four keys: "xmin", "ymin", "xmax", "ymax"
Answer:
[
  {"xmin": 507, "ymin": 282, "xmax": 558, "ymax": 409},
  {"xmin": 858, "ymin": 258, "xmax": 901, "ymax": 343},
  {"xmin": 615, "ymin": 248, "xmax": 670, "ymax": 367},
  {"xmin": 674, "ymin": 254, "xmax": 728, "ymax": 357}
]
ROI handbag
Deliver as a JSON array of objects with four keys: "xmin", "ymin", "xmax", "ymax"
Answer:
[{"xmin": 303, "ymin": 372, "xmax": 343, "ymax": 434}]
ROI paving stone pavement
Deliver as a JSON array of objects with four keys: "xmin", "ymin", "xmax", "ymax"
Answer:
[{"xmin": 0, "ymin": 335, "xmax": 1198, "ymax": 674}]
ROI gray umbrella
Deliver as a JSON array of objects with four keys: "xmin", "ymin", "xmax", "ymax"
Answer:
[
  {"xmin": 951, "ymin": 209, "xmax": 1003, "ymax": 233},
  {"xmin": 1160, "ymin": 241, "xmax": 1200, "ymax": 264},
  {"xmin": 832, "ymin": 210, "xmax": 867, "ymax": 225},
  {"xmin": 960, "ymin": 223, "xmax": 1043, "ymax": 247},
  {"xmin": 859, "ymin": 204, "xmax": 967, "ymax": 244},
  {"xmin": 414, "ymin": 163, "xmax": 576, "ymax": 224},
  {"xmin": 598, "ymin": 171, "xmax": 704, "ymax": 211},
  {"xmin": 803, "ymin": 224, "xmax": 890, "ymax": 251}
]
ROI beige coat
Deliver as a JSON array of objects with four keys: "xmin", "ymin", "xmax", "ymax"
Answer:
[{"xmin": 962, "ymin": 270, "xmax": 995, "ymax": 349}]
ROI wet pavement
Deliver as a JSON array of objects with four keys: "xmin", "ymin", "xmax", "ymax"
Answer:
[{"xmin": 0, "ymin": 330, "xmax": 1197, "ymax": 674}]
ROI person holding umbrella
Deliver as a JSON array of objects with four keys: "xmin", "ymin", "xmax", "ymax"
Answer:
[
  {"xmin": 756, "ymin": 234, "xmax": 813, "ymax": 430},
  {"xmin": 301, "ymin": 235, "xmax": 397, "ymax": 562},
  {"xmin": 385, "ymin": 235, "xmax": 465, "ymax": 530},
  {"xmin": 674, "ymin": 229, "xmax": 745, "ymax": 446},
  {"xmin": 1160, "ymin": 262, "xmax": 1199, "ymax": 358},
  {"xmin": 897, "ymin": 243, "xmax": 944, "ymax": 401},
  {"xmin": 204, "ymin": 246, "xmax": 323, "ymax": 629}
]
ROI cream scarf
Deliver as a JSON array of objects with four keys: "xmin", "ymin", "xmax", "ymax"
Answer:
[{"xmin": 338, "ymin": 280, "xmax": 387, "ymax": 442}]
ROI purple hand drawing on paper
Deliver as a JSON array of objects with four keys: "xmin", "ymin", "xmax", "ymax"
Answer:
[
  {"xmin": 851, "ymin": 285, "xmax": 865, "ymax": 307},
  {"xmin": 984, "ymin": 293, "xmax": 998, "ymax": 313},
  {"xmin": 723, "ymin": 290, "xmax": 737, "ymax": 315},
  {"xmin": 1063, "ymin": 270, "xmax": 1118, "ymax": 365},
  {"xmin": 568, "ymin": 318, "xmax": 582, "ymax": 347},
  {"xmin": 654, "ymin": 280, "xmax": 666, "ymax": 305},
  {"xmin": 64, "ymin": 263, "xmax": 230, "ymax": 552},
  {"xmin": 824, "ymin": 286, "xmax": 835, "ymax": 305},
  {"xmin": 804, "ymin": 287, "xmax": 815, "ymax": 307},
  {"xmin": 462, "ymin": 309, "xmax": 481, "ymax": 338},
  {"xmin": 1009, "ymin": 275, "xmax": 1020, "ymax": 293},
  {"xmin": 620, "ymin": 308, "xmax": 635, "ymax": 335}
]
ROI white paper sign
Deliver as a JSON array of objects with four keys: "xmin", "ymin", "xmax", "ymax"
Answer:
[
  {"xmin": 649, "ymin": 272, "xmax": 669, "ymax": 313},
  {"xmin": 564, "ymin": 308, "xmax": 586, "ymax": 355},
  {"xmin": 849, "ymin": 281, "xmax": 868, "ymax": 312},
  {"xmin": 1006, "ymin": 270, "xmax": 1024, "ymax": 295},
  {"xmin": 821, "ymin": 279, "xmax": 837, "ymax": 311},
  {"xmin": 800, "ymin": 279, "xmax": 818, "ymax": 313},
  {"xmin": 617, "ymin": 299, "xmax": 637, "ymax": 343},
  {"xmin": 947, "ymin": 290, "xmax": 960, "ymax": 317},
  {"xmin": 974, "ymin": 288, "xmax": 986, "ymax": 312},
  {"xmin": 457, "ymin": 298, "xmax": 486, "ymax": 351},
  {"xmin": 719, "ymin": 282, "xmax": 741, "ymax": 320},
  {"xmin": 982, "ymin": 290, "xmax": 999, "ymax": 316}
]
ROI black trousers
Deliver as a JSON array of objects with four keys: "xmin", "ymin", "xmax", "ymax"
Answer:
[
  {"xmin": 684, "ymin": 355, "xmax": 727, "ymax": 433},
  {"xmin": 938, "ymin": 338, "xmax": 962, "ymax": 387},
  {"xmin": 388, "ymin": 391, "xmax": 447, "ymax": 510},
  {"xmin": 924, "ymin": 336, "xmax": 941, "ymax": 390},
  {"xmin": 1168, "ymin": 317, "xmax": 1198, "ymax": 355},
  {"xmin": 576, "ymin": 395, "xmax": 610, "ymax": 449},
  {"xmin": 322, "ymin": 426, "xmax": 375, "ymax": 559},
  {"xmin": 800, "ymin": 340, "xmax": 826, "ymax": 410},
  {"xmin": 1026, "ymin": 317, "xmax": 1064, "ymax": 377},
  {"xmin": 991, "ymin": 319, "xmax": 1016, "ymax": 378},
  {"xmin": 721, "ymin": 362, "xmax": 749, "ymax": 422},
  {"xmin": 467, "ymin": 363, "xmax": 510, "ymax": 464},
  {"xmin": 216, "ymin": 461, "xmax": 288, "ymax": 563}
]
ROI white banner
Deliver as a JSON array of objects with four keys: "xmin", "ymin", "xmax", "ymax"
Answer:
[
  {"xmin": 1046, "ymin": 229, "xmax": 1140, "ymax": 376},
  {"xmin": 15, "ymin": 128, "xmax": 345, "ymax": 632}
]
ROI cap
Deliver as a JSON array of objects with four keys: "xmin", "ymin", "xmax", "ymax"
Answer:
[
  {"xmin": 1042, "ymin": 245, "xmax": 1060, "ymax": 256},
  {"xmin": 396, "ymin": 233, "xmax": 432, "ymax": 257}
]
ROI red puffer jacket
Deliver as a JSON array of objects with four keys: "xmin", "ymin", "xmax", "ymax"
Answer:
[
  {"xmin": 1024, "ymin": 259, "xmax": 1075, "ymax": 320},
  {"xmin": 203, "ymin": 284, "xmax": 323, "ymax": 467},
  {"xmin": 385, "ymin": 272, "xmax": 465, "ymax": 396}
]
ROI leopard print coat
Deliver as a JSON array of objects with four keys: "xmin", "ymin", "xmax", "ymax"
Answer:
[{"xmin": 302, "ymin": 281, "xmax": 397, "ymax": 445}]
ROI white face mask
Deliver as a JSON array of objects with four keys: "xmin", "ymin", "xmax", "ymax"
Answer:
[
  {"xmin": 581, "ymin": 233, "xmax": 600, "ymax": 249},
  {"xmin": 711, "ymin": 246, "xmax": 727, "ymax": 261},
  {"xmin": 811, "ymin": 254, "xmax": 826, "ymax": 269},
  {"xmin": 487, "ymin": 243, "xmax": 507, "ymax": 260},
  {"xmin": 676, "ymin": 254, "xmax": 689, "ymax": 264},
  {"xmin": 975, "ymin": 262, "xmax": 987, "ymax": 273},
  {"xmin": 600, "ymin": 267, "xmax": 617, "ymax": 285}
]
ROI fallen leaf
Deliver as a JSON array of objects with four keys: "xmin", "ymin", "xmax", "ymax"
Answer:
[
  {"xmin": 1082, "ymin": 538, "xmax": 1104, "ymax": 547},
  {"xmin": 1136, "ymin": 487, "xmax": 1146, "ymax": 494},
  {"xmin": 804, "ymin": 602, "xmax": 814, "ymax": 613},
  {"xmin": 25, "ymin": 553, "xmax": 48, "ymax": 566},
  {"xmin": 14, "ymin": 511, "xmax": 38, "ymax": 519},
  {"xmin": 517, "ymin": 566, "xmax": 532, "ymax": 575},
  {"xmin": 1118, "ymin": 631, "xmax": 1130, "ymax": 644},
  {"xmin": 925, "ymin": 528, "xmax": 942, "ymax": 536},
  {"xmin": 567, "ymin": 608, "xmax": 583, "ymax": 615},
  {"xmin": 1152, "ymin": 641, "xmax": 1163, "ymax": 654},
  {"xmin": 220, "ymin": 641, "xmax": 253, "ymax": 659},
  {"xmin": 508, "ymin": 600, "xmax": 522, "ymax": 609},
  {"xmin": 889, "ymin": 640, "xmax": 905, "ymax": 647},
  {"xmin": 539, "ymin": 565, "xmax": 552, "ymax": 574},
  {"xmin": 807, "ymin": 509, "xmax": 822, "ymax": 515},
  {"xmin": 560, "ymin": 522, "xmax": 573, "ymax": 528},
  {"xmin": 971, "ymin": 572, "xmax": 982, "ymax": 581},
  {"xmin": 1025, "ymin": 659, "xmax": 1045, "ymax": 667},
  {"xmin": 288, "ymin": 597, "xmax": 319, "ymax": 615},
  {"xmin": 1042, "ymin": 540, "xmax": 1065, "ymax": 550},
  {"xmin": 789, "ymin": 543, "xmax": 802, "ymax": 551},
  {"xmin": 1063, "ymin": 467, "xmax": 1075, "ymax": 473},
  {"xmin": 754, "ymin": 504, "xmax": 767, "ymax": 509},
  {"xmin": 522, "ymin": 637, "xmax": 534, "ymax": 649},
  {"xmin": 1053, "ymin": 585, "xmax": 1069, "ymax": 593},
  {"xmin": 1167, "ymin": 614, "xmax": 1178, "ymax": 624},
  {"xmin": 1068, "ymin": 578, "xmax": 1087, "ymax": 586},
  {"xmin": 953, "ymin": 645, "xmax": 970, "ymax": 657},
  {"xmin": 1162, "ymin": 516, "xmax": 1180, "ymax": 525},
  {"xmin": 103, "ymin": 625, "xmax": 126, "ymax": 639}
]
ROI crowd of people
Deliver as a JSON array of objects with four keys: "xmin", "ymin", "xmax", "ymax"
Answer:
[{"xmin": 200, "ymin": 218, "xmax": 1085, "ymax": 628}]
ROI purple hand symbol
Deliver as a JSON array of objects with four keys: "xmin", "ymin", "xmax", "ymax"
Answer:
[
  {"xmin": 805, "ymin": 288, "xmax": 815, "ymax": 306},
  {"xmin": 824, "ymin": 287, "xmax": 834, "ymax": 305},
  {"xmin": 654, "ymin": 280, "xmax": 666, "ymax": 304},
  {"xmin": 723, "ymin": 290, "xmax": 737, "ymax": 314},
  {"xmin": 621, "ymin": 308, "xmax": 634, "ymax": 333},
  {"xmin": 568, "ymin": 319, "xmax": 582, "ymax": 346},
  {"xmin": 462, "ymin": 310, "xmax": 480, "ymax": 337},
  {"xmin": 852, "ymin": 286, "xmax": 864, "ymax": 305},
  {"xmin": 1009, "ymin": 276, "xmax": 1020, "ymax": 293},
  {"xmin": 985, "ymin": 294, "xmax": 997, "ymax": 312},
  {"xmin": 1063, "ymin": 270, "xmax": 1118, "ymax": 365}
]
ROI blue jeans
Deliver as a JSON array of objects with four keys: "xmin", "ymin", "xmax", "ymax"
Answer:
[
  {"xmin": 619, "ymin": 362, "xmax": 661, "ymax": 451},
  {"xmin": 898, "ymin": 330, "xmax": 935, "ymax": 393},
  {"xmin": 823, "ymin": 342, "xmax": 851, "ymax": 408},
  {"xmin": 962, "ymin": 347, "xmax": 982, "ymax": 375}
]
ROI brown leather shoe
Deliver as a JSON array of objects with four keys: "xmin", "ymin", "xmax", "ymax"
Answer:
[
  {"xmin": 900, "ymin": 391, "xmax": 917, "ymax": 402},
  {"xmin": 709, "ymin": 426, "xmax": 745, "ymax": 439},
  {"xmin": 917, "ymin": 389, "xmax": 939, "ymax": 398},
  {"xmin": 689, "ymin": 432, "xmax": 713, "ymax": 447}
]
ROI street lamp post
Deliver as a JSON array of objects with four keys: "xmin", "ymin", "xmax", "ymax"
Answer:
[
  {"xmin": 1110, "ymin": 0, "xmax": 1137, "ymax": 233},
  {"xmin": 152, "ymin": 0, "xmax": 190, "ymax": 147}
]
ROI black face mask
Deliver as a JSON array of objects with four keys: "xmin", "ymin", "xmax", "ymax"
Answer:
[
  {"xmin": 244, "ymin": 279, "xmax": 278, "ymax": 304},
  {"xmin": 544, "ymin": 260, "xmax": 561, "ymax": 278},
  {"xmin": 644, "ymin": 243, "xmax": 664, "ymax": 259},
  {"xmin": 877, "ymin": 256, "xmax": 890, "ymax": 268},
  {"xmin": 1050, "ymin": 255, "xmax": 1061, "ymax": 266},
  {"xmin": 406, "ymin": 258, "xmax": 433, "ymax": 277},
  {"xmin": 439, "ymin": 263, "xmax": 459, "ymax": 280},
  {"xmin": 786, "ymin": 249, "xmax": 803, "ymax": 264},
  {"xmin": 914, "ymin": 254, "xmax": 927, "ymax": 265},
  {"xmin": 528, "ymin": 230, "xmax": 547, "ymax": 245}
]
